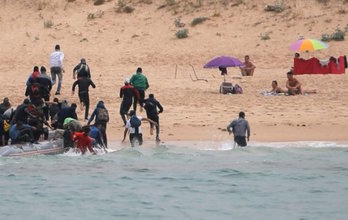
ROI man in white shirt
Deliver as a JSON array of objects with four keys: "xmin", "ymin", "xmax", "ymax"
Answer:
[
  {"xmin": 50, "ymin": 44, "xmax": 64, "ymax": 95},
  {"xmin": 122, "ymin": 110, "xmax": 157, "ymax": 147}
]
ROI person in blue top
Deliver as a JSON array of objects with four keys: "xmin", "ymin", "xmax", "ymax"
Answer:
[
  {"xmin": 9, "ymin": 120, "xmax": 36, "ymax": 144},
  {"xmin": 89, "ymin": 123, "xmax": 105, "ymax": 148},
  {"xmin": 88, "ymin": 100, "xmax": 109, "ymax": 147}
]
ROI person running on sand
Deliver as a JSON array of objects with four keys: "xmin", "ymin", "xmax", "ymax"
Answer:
[
  {"xmin": 72, "ymin": 77, "xmax": 96, "ymax": 120},
  {"xmin": 270, "ymin": 80, "xmax": 287, "ymax": 94},
  {"xmin": 73, "ymin": 125, "xmax": 96, "ymax": 155},
  {"xmin": 73, "ymin": 58, "xmax": 91, "ymax": 79},
  {"xmin": 130, "ymin": 67, "xmax": 149, "ymax": 112},
  {"xmin": 122, "ymin": 110, "xmax": 157, "ymax": 147},
  {"xmin": 240, "ymin": 55, "xmax": 256, "ymax": 76},
  {"xmin": 120, "ymin": 79, "xmax": 140, "ymax": 125},
  {"xmin": 50, "ymin": 44, "xmax": 64, "ymax": 95},
  {"xmin": 227, "ymin": 112, "xmax": 250, "ymax": 147}
]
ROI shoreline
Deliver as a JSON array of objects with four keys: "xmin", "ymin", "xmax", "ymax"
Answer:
[{"xmin": 106, "ymin": 124, "xmax": 348, "ymax": 143}]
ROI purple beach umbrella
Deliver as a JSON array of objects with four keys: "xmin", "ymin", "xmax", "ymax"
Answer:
[{"xmin": 204, "ymin": 56, "xmax": 243, "ymax": 68}]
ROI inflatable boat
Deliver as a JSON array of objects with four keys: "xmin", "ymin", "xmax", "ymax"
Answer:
[
  {"xmin": 0, "ymin": 139, "xmax": 66, "ymax": 157},
  {"xmin": 0, "ymin": 129, "xmax": 67, "ymax": 157}
]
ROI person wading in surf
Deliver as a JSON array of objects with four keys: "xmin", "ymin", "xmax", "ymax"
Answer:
[{"xmin": 227, "ymin": 111, "xmax": 250, "ymax": 147}]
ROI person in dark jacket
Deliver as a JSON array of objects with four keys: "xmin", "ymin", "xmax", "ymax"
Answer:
[
  {"xmin": 73, "ymin": 58, "xmax": 91, "ymax": 79},
  {"xmin": 72, "ymin": 77, "xmax": 96, "ymax": 120},
  {"xmin": 144, "ymin": 94, "xmax": 163, "ymax": 142},
  {"xmin": 0, "ymin": 115, "xmax": 10, "ymax": 146},
  {"xmin": 0, "ymin": 97, "xmax": 11, "ymax": 115},
  {"xmin": 57, "ymin": 103, "xmax": 78, "ymax": 129},
  {"xmin": 12, "ymin": 99, "xmax": 32, "ymax": 124},
  {"xmin": 87, "ymin": 100, "xmax": 109, "ymax": 147},
  {"xmin": 25, "ymin": 82, "xmax": 43, "ymax": 107},
  {"xmin": 26, "ymin": 66, "xmax": 40, "ymax": 87},
  {"xmin": 37, "ymin": 66, "xmax": 52, "ymax": 101},
  {"xmin": 9, "ymin": 120, "xmax": 36, "ymax": 144},
  {"xmin": 227, "ymin": 111, "xmax": 250, "ymax": 147},
  {"xmin": 119, "ymin": 79, "xmax": 140, "ymax": 125}
]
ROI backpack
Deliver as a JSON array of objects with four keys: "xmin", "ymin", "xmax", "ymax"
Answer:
[
  {"xmin": 31, "ymin": 84, "xmax": 40, "ymax": 98},
  {"xmin": 130, "ymin": 116, "xmax": 141, "ymax": 134},
  {"xmin": 3, "ymin": 119, "xmax": 10, "ymax": 132},
  {"xmin": 233, "ymin": 84, "xmax": 243, "ymax": 94},
  {"xmin": 97, "ymin": 108, "xmax": 109, "ymax": 122}
]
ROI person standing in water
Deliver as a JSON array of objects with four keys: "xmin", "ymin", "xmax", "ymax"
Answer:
[
  {"xmin": 227, "ymin": 111, "xmax": 250, "ymax": 147},
  {"xmin": 143, "ymin": 93, "xmax": 163, "ymax": 142}
]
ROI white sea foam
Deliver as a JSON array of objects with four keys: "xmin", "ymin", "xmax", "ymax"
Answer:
[
  {"xmin": 61, "ymin": 147, "xmax": 115, "ymax": 156},
  {"xmin": 163, "ymin": 140, "xmax": 348, "ymax": 151}
]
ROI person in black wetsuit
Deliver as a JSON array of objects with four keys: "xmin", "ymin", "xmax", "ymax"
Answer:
[
  {"xmin": 72, "ymin": 77, "xmax": 96, "ymax": 120},
  {"xmin": 143, "ymin": 93, "xmax": 163, "ymax": 142},
  {"xmin": 119, "ymin": 79, "xmax": 140, "ymax": 125},
  {"xmin": 0, "ymin": 97, "xmax": 11, "ymax": 115},
  {"xmin": 73, "ymin": 58, "xmax": 91, "ymax": 79}
]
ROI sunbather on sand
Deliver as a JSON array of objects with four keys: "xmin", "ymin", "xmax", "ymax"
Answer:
[
  {"xmin": 270, "ymin": 80, "xmax": 287, "ymax": 94},
  {"xmin": 286, "ymin": 71, "xmax": 316, "ymax": 95},
  {"xmin": 286, "ymin": 71, "xmax": 302, "ymax": 95},
  {"xmin": 240, "ymin": 55, "xmax": 256, "ymax": 76}
]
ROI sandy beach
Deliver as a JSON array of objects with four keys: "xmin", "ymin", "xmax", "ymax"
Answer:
[{"xmin": 1, "ymin": 0, "xmax": 348, "ymax": 143}]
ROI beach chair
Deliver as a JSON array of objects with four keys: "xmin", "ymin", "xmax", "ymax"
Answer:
[{"xmin": 219, "ymin": 82, "xmax": 234, "ymax": 94}]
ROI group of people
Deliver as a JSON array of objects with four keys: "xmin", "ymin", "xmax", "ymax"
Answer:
[
  {"xmin": 0, "ymin": 44, "xmax": 166, "ymax": 152},
  {"xmin": 270, "ymin": 69, "xmax": 317, "ymax": 95},
  {"xmin": 119, "ymin": 67, "xmax": 164, "ymax": 146},
  {"xmin": 0, "ymin": 43, "xmax": 254, "ymax": 150}
]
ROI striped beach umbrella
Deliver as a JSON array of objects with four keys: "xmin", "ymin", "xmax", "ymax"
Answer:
[{"xmin": 289, "ymin": 39, "xmax": 329, "ymax": 52}]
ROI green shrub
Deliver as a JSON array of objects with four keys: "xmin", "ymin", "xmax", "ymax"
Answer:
[
  {"xmin": 44, "ymin": 20, "xmax": 53, "ymax": 28},
  {"xmin": 175, "ymin": 29, "xmax": 188, "ymax": 39},
  {"xmin": 331, "ymin": 28, "xmax": 345, "ymax": 41},
  {"xmin": 191, "ymin": 17, "xmax": 208, "ymax": 27},
  {"xmin": 321, "ymin": 28, "xmax": 345, "ymax": 41},
  {"xmin": 316, "ymin": 0, "xmax": 329, "ymax": 4},
  {"xmin": 264, "ymin": 1, "xmax": 286, "ymax": 13},
  {"xmin": 259, "ymin": 32, "xmax": 271, "ymax": 40},
  {"xmin": 115, "ymin": 0, "xmax": 135, "ymax": 13},
  {"xmin": 166, "ymin": 0, "xmax": 176, "ymax": 6},
  {"xmin": 321, "ymin": 34, "xmax": 331, "ymax": 42}
]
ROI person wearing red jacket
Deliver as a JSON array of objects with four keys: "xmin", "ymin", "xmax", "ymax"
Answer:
[{"xmin": 73, "ymin": 126, "xmax": 96, "ymax": 155}]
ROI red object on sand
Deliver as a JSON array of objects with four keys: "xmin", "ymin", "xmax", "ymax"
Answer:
[{"xmin": 293, "ymin": 56, "xmax": 346, "ymax": 75}]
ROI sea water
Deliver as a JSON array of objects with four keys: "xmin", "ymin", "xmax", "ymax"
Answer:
[{"xmin": 1, "ymin": 141, "xmax": 348, "ymax": 220}]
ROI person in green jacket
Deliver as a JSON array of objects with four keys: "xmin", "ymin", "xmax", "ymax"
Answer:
[{"xmin": 130, "ymin": 67, "xmax": 149, "ymax": 112}]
